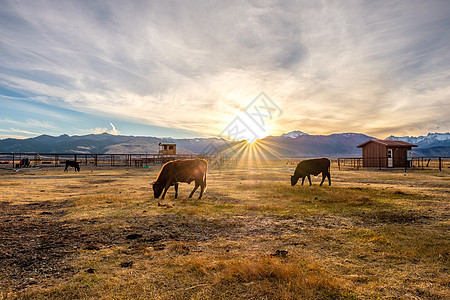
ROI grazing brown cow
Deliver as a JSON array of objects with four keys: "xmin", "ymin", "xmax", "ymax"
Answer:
[
  {"xmin": 152, "ymin": 158, "xmax": 207, "ymax": 199},
  {"xmin": 291, "ymin": 158, "xmax": 331, "ymax": 186}
]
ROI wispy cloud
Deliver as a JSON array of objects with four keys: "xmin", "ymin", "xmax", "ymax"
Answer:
[
  {"xmin": 10, "ymin": 128, "xmax": 40, "ymax": 135},
  {"xmin": 0, "ymin": 118, "xmax": 56, "ymax": 130},
  {"xmin": 0, "ymin": 134, "xmax": 30, "ymax": 140},
  {"xmin": 0, "ymin": 0, "xmax": 449, "ymax": 138}
]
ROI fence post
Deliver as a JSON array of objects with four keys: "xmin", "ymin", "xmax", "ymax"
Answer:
[
  {"xmin": 439, "ymin": 157, "xmax": 442, "ymax": 171},
  {"xmin": 338, "ymin": 158, "xmax": 340, "ymax": 170}
]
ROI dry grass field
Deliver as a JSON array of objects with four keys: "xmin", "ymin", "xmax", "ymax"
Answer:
[{"xmin": 0, "ymin": 160, "xmax": 449, "ymax": 299}]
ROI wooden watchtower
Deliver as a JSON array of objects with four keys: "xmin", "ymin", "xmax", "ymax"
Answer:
[{"xmin": 158, "ymin": 142, "xmax": 176, "ymax": 155}]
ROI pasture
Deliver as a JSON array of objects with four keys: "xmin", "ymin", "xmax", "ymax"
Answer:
[{"xmin": 0, "ymin": 161, "xmax": 448, "ymax": 299}]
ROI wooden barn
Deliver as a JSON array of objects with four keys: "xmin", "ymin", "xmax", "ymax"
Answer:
[
  {"xmin": 158, "ymin": 142, "xmax": 176, "ymax": 155},
  {"xmin": 357, "ymin": 139, "xmax": 418, "ymax": 168}
]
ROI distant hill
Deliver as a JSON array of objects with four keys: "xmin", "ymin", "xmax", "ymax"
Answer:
[
  {"xmin": 0, "ymin": 131, "xmax": 449, "ymax": 157},
  {"xmin": 262, "ymin": 132, "xmax": 374, "ymax": 158}
]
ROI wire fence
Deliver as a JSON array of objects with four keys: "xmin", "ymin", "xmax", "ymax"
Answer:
[
  {"xmin": 336, "ymin": 157, "xmax": 450, "ymax": 171},
  {"xmin": 0, "ymin": 153, "xmax": 207, "ymax": 169},
  {"xmin": 2, "ymin": 153, "xmax": 449, "ymax": 172}
]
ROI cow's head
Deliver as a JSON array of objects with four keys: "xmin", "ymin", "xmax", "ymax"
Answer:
[
  {"xmin": 152, "ymin": 181, "xmax": 163, "ymax": 198},
  {"xmin": 290, "ymin": 175, "xmax": 299, "ymax": 186}
]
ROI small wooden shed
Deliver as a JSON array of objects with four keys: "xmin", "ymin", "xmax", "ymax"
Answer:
[
  {"xmin": 158, "ymin": 142, "xmax": 176, "ymax": 155},
  {"xmin": 357, "ymin": 139, "xmax": 417, "ymax": 168}
]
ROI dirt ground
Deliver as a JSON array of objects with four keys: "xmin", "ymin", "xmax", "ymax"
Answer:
[{"xmin": 0, "ymin": 163, "xmax": 449, "ymax": 299}]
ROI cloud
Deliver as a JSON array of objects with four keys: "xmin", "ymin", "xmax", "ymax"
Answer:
[
  {"xmin": 0, "ymin": 0, "xmax": 449, "ymax": 137},
  {"xmin": 89, "ymin": 127, "xmax": 109, "ymax": 134},
  {"xmin": 0, "ymin": 134, "xmax": 29, "ymax": 140},
  {"xmin": 88, "ymin": 122, "xmax": 120, "ymax": 135},
  {"xmin": 109, "ymin": 122, "xmax": 120, "ymax": 135},
  {"xmin": 10, "ymin": 128, "xmax": 40, "ymax": 135}
]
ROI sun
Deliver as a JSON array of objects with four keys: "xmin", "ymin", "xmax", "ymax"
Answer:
[
  {"xmin": 241, "ymin": 119, "xmax": 271, "ymax": 144},
  {"xmin": 244, "ymin": 131, "xmax": 268, "ymax": 144}
]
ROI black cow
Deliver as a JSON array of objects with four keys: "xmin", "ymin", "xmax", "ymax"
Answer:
[
  {"xmin": 152, "ymin": 158, "xmax": 207, "ymax": 199},
  {"xmin": 18, "ymin": 158, "xmax": 30, "ymax": 168},
  {"xmin": 64, "ymin": 160, "xmax": 80, "ymax": 172},
  {"xmin": 291, "ymin": 158, "xmax": 331, "ymax": 186}
]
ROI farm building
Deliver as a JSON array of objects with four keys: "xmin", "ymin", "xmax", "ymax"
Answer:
[
  {"xmin": 357, "ymin": 139, "xmax": 418, "ymax": 168},
  {"xmin": 158, "ymin": 142, "xmax": 176, "ymax": 155}
]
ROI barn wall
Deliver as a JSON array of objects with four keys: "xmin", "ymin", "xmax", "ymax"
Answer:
[{"xmin": 362, "ymin": 143, "xmax": 387, "ymax": 167}]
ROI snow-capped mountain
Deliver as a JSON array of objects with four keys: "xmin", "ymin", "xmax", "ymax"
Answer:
[
  {"xmin": 386, "ymin": 132, "xmax": 450, "ymax": 148},
  {"xmin": 280, "ymin": 131, "xmax": 309, "ymax": 138}
]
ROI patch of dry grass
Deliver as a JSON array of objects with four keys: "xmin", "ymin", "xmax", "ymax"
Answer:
[{"xmin": 1, "ymin": 164, "xmax": 449, "ymax": 299}]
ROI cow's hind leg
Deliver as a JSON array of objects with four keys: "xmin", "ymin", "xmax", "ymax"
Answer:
[
  {"xmin": 189, "ymin": 182, "xmax": 199, "ymax": 198},
  {"xmin": 327, "ymin": 172, "xmax": 331, "ymax": 186},
  {"xmin": 198, "ymin": 181, "xmax": 206, "ymax": 199},
  {"xmin": 174, "ymin": 183, "xmax": 179, "ymax": 198},
  {"xmin": 307, "ymin": 175, "xmax": 312, "ymax": 186},
  {"xmin": 319, "ymin": 172, "xmax": 326, "ymax": 186}
]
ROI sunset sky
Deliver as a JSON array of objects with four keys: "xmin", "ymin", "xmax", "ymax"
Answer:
[{"xmin": 1, "ymin": 0, "xmax": 449, "ymax": 140}]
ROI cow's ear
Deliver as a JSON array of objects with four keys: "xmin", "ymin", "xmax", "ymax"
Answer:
[{"xmin": 152, "ymin": 181, "xmax": 156, "ymax": 186}]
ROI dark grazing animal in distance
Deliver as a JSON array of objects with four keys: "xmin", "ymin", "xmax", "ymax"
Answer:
[
  {"xmin": 291, "ymin": 158, "xmax": 331, "ymax": 186},
  {"xmin": 64, "ymin": 160, "xmax": 80, "ymax": 172},
  {"xmin": 152, "ymin": 158, "xmax": 207, "ymax": 199},
  {"xmin": 18, "ymin": 158, "xmax": 30, "ymax": 168}
]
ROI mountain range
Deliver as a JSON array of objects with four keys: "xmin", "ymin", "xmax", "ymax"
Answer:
[{"xmin": 0, "ymin": 131, "xmax": 448, "ymax": 158}]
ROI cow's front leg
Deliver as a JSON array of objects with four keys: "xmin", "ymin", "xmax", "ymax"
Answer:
[
  {"xmin": 307, "ymin": 175, "xmax": 312, "ymax": 185},
  {"xmin": 301, "ymin": 177, "xmax": 305, "ymax": 185},
  {"xmin": 174, "ymin": 183, "xmax": 179, "ymax": 198},
  {"xmin": 189, "ymin": 183, "xmax": 199, "ymax": 198},
  {"xmin": 161, "ymin": 184, "xmax": 171, "ymax": 199}
]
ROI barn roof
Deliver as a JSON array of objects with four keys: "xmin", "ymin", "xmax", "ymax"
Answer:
[
  {"xmin": 158, "ymin": 142, "xmax": 176, "ymax": 145},
  {"xmin": 357, "ymin": 139, "xmax": 418, "ymax": 148}
]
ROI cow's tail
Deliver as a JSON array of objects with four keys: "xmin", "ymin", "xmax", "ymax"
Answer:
[
  {"xmin": 202, "ymin": 159, "xmax": 207, "ymax": 189},
  {"xmin": 203, "ymin": 172, "xmax": 207, "ymax": 188}
]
